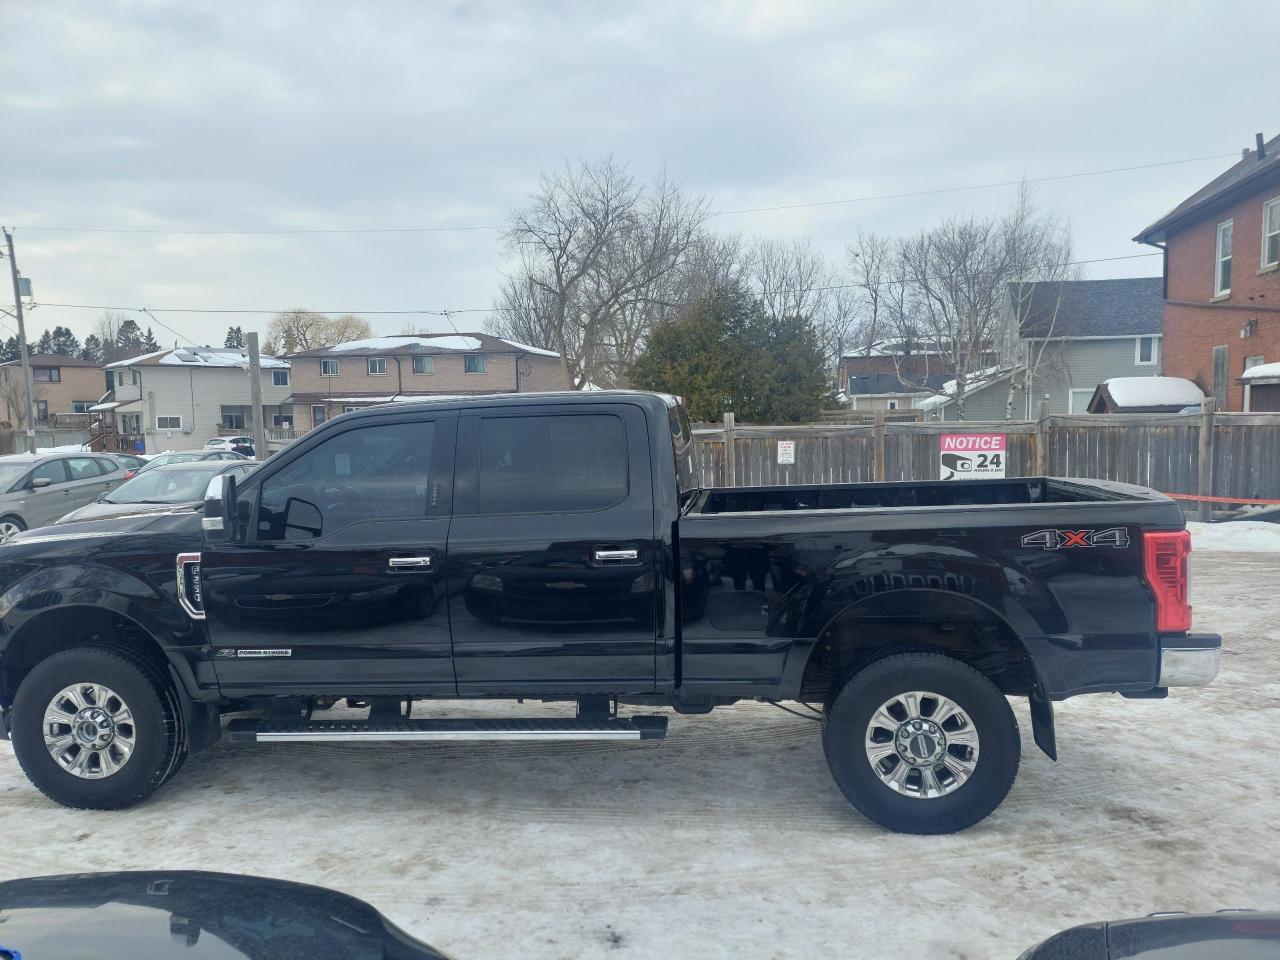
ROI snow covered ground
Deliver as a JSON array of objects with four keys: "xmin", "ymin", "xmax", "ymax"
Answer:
[
  {"xmin": 1, "ymin": 551, "xmax": 1278, "ymax": 959},
  {"xmin": 1188, "ymin": 520, "xmax": 1280, "ymax": 553}
]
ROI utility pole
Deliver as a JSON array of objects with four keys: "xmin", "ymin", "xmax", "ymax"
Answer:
[
  {"xmin": 2, "ymin": 228, "xmax": 37, "ymax": 441},
  {"xmin": 246, "ymin": 331, "xmax": 268, "ymax": 459}
]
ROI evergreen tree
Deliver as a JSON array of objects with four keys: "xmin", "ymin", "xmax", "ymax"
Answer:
[
  {"xmin": 35, "ymin": 329, "xmax": 54, "ymax": 355},
  {"xmin": 628, "ymin": 283, "xmax": 827, "ymax": 424},
  {"xmin": 49, "ymin": 325, "xmax": 81, "ymax": 357},
  {"xmin": 142, "ymin": 326, "xmax": 161, "ymax": 352},
  {"xmin": 0, "ymin": 336, "xmax": 21, "ymax": 363},
  {"xmin": 116, "ymin": 318, "xmax": 143, "ymax": 356},
  {"xmin": 80, "ymin": 334, "xmax": 103, "ymax": 363},
  {"xmin": 224, "ymin": 325, "xmax": 245, "ymax": 348}
]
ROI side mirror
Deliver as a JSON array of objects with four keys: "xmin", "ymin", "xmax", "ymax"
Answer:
[
  {"xmin": 29, "ymin": 476, "xmax": 52, "ymax": 490},
  {"xmin": 283, "ymin": 497, "xmax": 322, "ymax": 538},
  {"xmin": 201, "ymin": 474, "xmax": 236, "ymax": 540}
]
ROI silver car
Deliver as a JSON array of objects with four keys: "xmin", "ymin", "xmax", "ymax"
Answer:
[{"xmin": 0, "ymin": 452, "xmax": 128, "ymax": 541}]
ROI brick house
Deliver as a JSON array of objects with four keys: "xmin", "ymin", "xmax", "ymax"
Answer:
[
  {"xmin": 0, "ymin": 353, "xmax": 104, "ymax": 427},
  {"xmin": 1135, "ymin": 132, "xmax": 1280, "ymax": 411},
  {"xmin": 838, "ymin": 343, "xmax": 950, "ymax": 411},
  {"xmin": 285, "ymin": 333, "xmax": 565, "ymax": 430}
]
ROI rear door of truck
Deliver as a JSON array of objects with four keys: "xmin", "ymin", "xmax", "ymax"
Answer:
[{"xmin": 446, "ymin": 401, "xmax": 659, "ymax": 693}]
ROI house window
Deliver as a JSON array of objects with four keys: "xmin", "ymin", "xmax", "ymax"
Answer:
[
  {"xmin": 156, "ymin": 415, "xmax": 182, "ymax": 430},
  {"xmin": 33, "ymin": 367, "xmax": 60, "ymax": 382},
  {"xmin": 272, "ymin": 369, "xmax": 290, "ymax": 386},
  {"xmin": 1135, "ymin": 336, "xmax": 1159, "ymax": 366},
  {"xmin": 221, "ymin": 406, "xmax": 246, "ymax": 429},
  {"xmin": 343, "ymin": 405, "xmax": 357, "ymax": 413},
  {"xmin": 413, "ymin": 355, "xmax": 433, "ymax": 375},
  {"xmin": 1068, "ymin": 388, "xmax": 1095, "ymax": 414},
  {"xmin": 320, "ymin": 359, "xmax": 339, "ymax": 377},
  {"xmin": 272, "ymin": 414, "xmax": 293, "ymax": 428},
  {"xmin": 464, "ymin": 354, "xmax": 486, "ymax": 374},
  {"xmin": 886, "ymin": 399, "xmax": 899, "ymax": 410},
  {"xmin": 1244, "ymin": 355, "xmax": 1265, "ymax": 371},
  {"xmin": 1215, "ymin": 219, "xmax": 1233, "ymax": 296},
  {"xmin": 311, "ymin": 404, "xmax": 327, "ymax": 426},
  {"xmin": 35, "ymin": 400, "xmax": 48, "ymax": 421},
  {"xmin": 72, "ymin": 401, "xmax": 93, "ymax": 414},
  {"xmin": 1263, "ymin": 198, "xmax": 1280, "ymax": 268},
  {"xmin": 121, "ymin": 413, "xmax": 141, "ymax": 434},
  {"xmin": 367, "ymin": 357, "xmax": 387, "ymax": 375}
]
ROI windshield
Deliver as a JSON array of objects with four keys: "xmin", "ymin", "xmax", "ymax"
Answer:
[
  {"xmin": 0, "ymin": 463, "xmax": 35, "ymax": 489},
  {"xmin": 102, "ymin": 468, "xmax": 217, "ymax": 504}
]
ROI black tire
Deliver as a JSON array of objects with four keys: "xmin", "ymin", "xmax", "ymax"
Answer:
[
  {"xmin": 0, "ymin": 514, "xmax": 26, "ymax": 542},
  {"xmin": 822, "ymin": 652, "xmax": 1020, "ymax": 834},
  {"xmin": 10, "ymin": 646, "xmax": 184, "ymax": 809}
]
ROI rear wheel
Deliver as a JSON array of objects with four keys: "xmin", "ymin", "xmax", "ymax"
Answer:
[
  {"xmin": 822, "ymin": 652, "xmax": 1020, "ymax": 834},
  {"xmin": 10, "ymin": 647, "xmax": 185, "ymax": 809},
  {"xmin": 0, "ymin": 515, "xmax": 25, "ymax": 543}
]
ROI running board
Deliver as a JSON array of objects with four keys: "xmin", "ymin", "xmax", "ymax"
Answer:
[{"xmin": 226, "ymin": 716, "xmax": 668, "ymax": 744}]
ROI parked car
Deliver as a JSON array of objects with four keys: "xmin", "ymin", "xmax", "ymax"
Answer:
[
  {"xmin": 110, "ymin": 452, "xmax": 152, "ymax": 480},
  {"xmin": 206, "ymin": 435, "xmax": 255, "ymax": 456},
  {"xmin": 53, "ymin": 460, "xmax": 257, "ymax": 526},
  {"xmin": 0, "ymin": 392, "xmax": 1220, "ymax": 833},
  {"xmin": 0, "ymin": 452, "xmax": 128, "ymax": 542},
  {"xmin": 131, "ymin": 449, "xmax": 248, "ymax": 478}
]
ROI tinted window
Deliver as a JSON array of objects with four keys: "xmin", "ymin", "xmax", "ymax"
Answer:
[
  {"xmin": 66, "ymin": 457, "xmax": 104, "ymax": 480},
  {"xmin": 478, "ymin": 414, "xmax": 627, "ymax": 514},
  {"xmin": 256, "ymin": 421, "xmax": 436, "ymax": 540},
  {"xmin": 26, "ymin": 460, "xmax": 68, "ymax": 487}
]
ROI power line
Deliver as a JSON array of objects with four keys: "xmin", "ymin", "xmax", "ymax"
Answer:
[
  {"xmin": 5, "ymin": 152, "xmax": 1238, "ymax": 236},
  {"xmin": 30, "ymin": 250, "xmax": 1163, "ymax": 319}
]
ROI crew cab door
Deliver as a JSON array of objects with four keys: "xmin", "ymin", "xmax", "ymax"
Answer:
[
  {"xmin": 446, "ymin": 403, "xmax": 658, "ymax": 693},
  {"xmin": 199, "ymin": 411, "xmax": 457, "ymax": 694}
]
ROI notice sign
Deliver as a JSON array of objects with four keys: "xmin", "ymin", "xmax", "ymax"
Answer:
[
  {"xmin": 777, "ymin": 440, "xmax": 795, "ymax": 465},
  {"xmin": 940, "ymin": 433, "xmax": 1006, "ymax": 480}
]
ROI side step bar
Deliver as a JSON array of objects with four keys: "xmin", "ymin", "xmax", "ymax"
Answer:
[{"xmin": 227, "ymin": 716, "xmax": 668, "ymax": 744}]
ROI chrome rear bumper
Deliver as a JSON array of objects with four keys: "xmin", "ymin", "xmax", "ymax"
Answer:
[{"xmin": 1158, "ymin": 634, "xmax": 1222, "ymax": 687}]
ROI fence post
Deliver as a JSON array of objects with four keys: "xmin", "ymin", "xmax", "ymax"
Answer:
[
  {"xmin": 722, "ymin": 411, "xmax": 736, "ymax": 487},
  {"xmin": 1197, "ymin": 397, "xmax": 1215, "ymax": 522},
  {"xmin": 1033, "ymin": 399, "xmax": 1050, "ymax": 476},
  {"xmin": 873, "ymin": 408, "xmax": 886, "ymax": 481}
]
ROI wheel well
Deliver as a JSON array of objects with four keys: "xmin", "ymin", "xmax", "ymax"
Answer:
[
  {"xmin": 799, "ymin": 592, "xmax": 1036, "ymax": 704},
  {"xmin": 1, "ymin": 606, "xmax": 170, "ymax": 706}
]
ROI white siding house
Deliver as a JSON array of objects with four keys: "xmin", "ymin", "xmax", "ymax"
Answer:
[{"xmin": 101, "ymin": 349, "xmax": 292, "ymax": 454}]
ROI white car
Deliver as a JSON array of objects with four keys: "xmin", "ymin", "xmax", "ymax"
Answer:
[{"xmin": 205, "ymin": 435, "xmax": 253, "ymax": 451}]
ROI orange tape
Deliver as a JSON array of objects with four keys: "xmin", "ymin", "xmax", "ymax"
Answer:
[{"xmin": 1161, "ymin": 492, "xmax": 1280, "ymax": 505}]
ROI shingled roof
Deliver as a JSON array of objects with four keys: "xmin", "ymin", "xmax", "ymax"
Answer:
[
  {"xmin": 1136, "ymin": 134, "xmax": 1280, "ymax": 244},
  {"xmin": 1016, "ymin": 277, "xmax": 1163, "ymax": 339}
]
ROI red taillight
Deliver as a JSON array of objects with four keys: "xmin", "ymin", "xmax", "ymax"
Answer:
[{"xmin": 1143, "ymin": 530, "xmax": 1192, "ymax": 633}]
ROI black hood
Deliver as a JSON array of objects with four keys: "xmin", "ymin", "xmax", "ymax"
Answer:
[
  {"xmin": 55, "ymin": 499, "xmax": 202, "ymax": 525},
  {"xmin": 0, "ymin": 870, "xmax": 450, "ymax": 960},
  {"xmin": 13, "ymin": 506, "xmax": 205, "ymax": 542}
]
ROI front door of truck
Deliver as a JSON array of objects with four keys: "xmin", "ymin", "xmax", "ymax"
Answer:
[
  {"xmin": 200, "ymin": 412, "xmax": 457, "ymax": 693},
  {"xmin": 446, "ymin": 403, "xmax": 658, "ymax": 694}
]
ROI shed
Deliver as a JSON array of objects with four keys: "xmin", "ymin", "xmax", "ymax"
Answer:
[{"xmin": 1086, "ymin": 377, "xmax": 1204, "ymax": 413}]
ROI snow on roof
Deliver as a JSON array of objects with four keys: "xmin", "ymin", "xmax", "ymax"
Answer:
[
  {"xmin": 328, "ymin": 335, "xmax": 483, "ymax": 352},
  {"xmin": 1241, "ymin": 361, "xmax": 1280, "ymax": 381},
  {"xmin": 496, "ymin": 338, "xmax": 559, "ymax": 358},
  {"xmin": 916, "ymin": 365, "xmax": 1016, "ymax": 410},
  {"xmin": 1103, "ymin": 376, "xmax": 1204, "ymax": 409},
  {"xmin": 107, "ymin": 348, "xmax": 290, "ymax": 369}
]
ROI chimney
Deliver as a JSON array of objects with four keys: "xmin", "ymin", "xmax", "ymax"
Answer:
[{"xmin": 1257, "ymin": 132, "xmax": 1266, "ymax": 161}]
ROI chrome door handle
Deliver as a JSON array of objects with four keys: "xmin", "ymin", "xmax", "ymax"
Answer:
[
  {"xmin": 388, "ymin": 556, "xmax": 433, "ymax": 569},
  {"xmin": 593, "ymin": 548, "xmax": 639, "ymax": 562}
]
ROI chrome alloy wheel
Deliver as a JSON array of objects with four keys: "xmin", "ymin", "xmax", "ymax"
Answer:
[
  {"xmin": 43, "ymin": 683, "xmax": 137, "ymax": 779},
  {"xmin": 0, "ymin": 520, "xmax": 22, "ymax": 543},
  {"xmin": 864, "ymin": 690, "xmax": 980, "ymax": 799}
]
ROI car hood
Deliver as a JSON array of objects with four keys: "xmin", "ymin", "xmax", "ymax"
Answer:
[
  {"xmin": 1020, "ymin": 911, "xmax": 1280, "ymax": 958},
  {"xmin": 13, "ymin": 505, "xmax": 205, "ymax": 542},
  {"xmin": 0, "ymin": 870, "xmax": 450, "ymax": 960},
  {"xmin": 55, "ymin": 500, "xmax": 201, "ymax": 525}
]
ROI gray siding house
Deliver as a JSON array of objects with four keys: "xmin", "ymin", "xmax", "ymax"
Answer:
[{"xmin": 923, "ymin": 278, "xmax": 1164, "ymax": 420}]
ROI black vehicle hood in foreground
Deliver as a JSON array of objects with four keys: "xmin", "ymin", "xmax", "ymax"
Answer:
[
  {"xmin": 0, "ymin": 870, "xmax": 450, "ymax": 960},
  {"xmin": 12, "ymin": 505, "xmax": 204, "ymax": 543},
  {"xmin": 1020, "ymin": 911, "xmax": 1280, "ymax": 959}
]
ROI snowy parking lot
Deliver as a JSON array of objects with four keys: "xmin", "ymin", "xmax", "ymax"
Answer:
[{"xmin": 2, "ymin": 542, "xmax": 1279, "ymax": 959}]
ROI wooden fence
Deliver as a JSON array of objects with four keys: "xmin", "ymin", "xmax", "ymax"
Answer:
[{"xmin": 693, "ymin": 404, "xmax": 1280, "ymax": 518}]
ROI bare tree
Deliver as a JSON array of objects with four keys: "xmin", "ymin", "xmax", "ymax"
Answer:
[
  {"xmin": 94, "ymin": 311, "xmax": 131, "ymax": 364},
  {"xmin": 266, "ymin": 310, "xmax": 373, "ymax": 354},
  {"xmin": 490, "ymin": 158, "xmax": 710, "ymax": 388},
  {"xmin": 0, "ymin": 370, "xmax": 42, "ymax": 428}
]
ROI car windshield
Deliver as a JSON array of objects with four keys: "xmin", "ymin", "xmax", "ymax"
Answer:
[
  {"xmin": 0, "ymin": 463, "xmax": 35, "ymax": 488},
  {"xmin": 142, "ymin": 453, "xmax": 203, "ymax": 471},
  {"xmin": 101, "ymin": 468, "xmax": 217, "ymax": 504}
]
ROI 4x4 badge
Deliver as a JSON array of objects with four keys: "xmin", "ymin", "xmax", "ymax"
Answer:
[{"xmin": 1021, "ymin": 527, "xmax": 1130, "ymax": 550}]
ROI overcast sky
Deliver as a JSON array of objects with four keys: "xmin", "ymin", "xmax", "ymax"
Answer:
[{"xmin": 3, "ymin": 1, "xmax": 1277, "ymax": 347}]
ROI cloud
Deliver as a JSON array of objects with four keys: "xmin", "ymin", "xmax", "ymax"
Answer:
[{"xmin": 3, "ymin": 0, "xmax": 1277, "ymax": 344}]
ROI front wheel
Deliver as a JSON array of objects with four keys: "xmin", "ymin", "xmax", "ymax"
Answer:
[
  {"xmin": 10, "ymin": 647, "xmax": 185, "ymax": 809},
  {"xmin": 822, "ymin": 652, "xmax": 1020, "ymax": 834},
  {"xmin": 0, "ymin": 514, "xmax": 26, "ymax": 543}
]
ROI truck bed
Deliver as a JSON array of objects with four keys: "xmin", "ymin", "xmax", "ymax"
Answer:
[{"xmin": 689, "ymin": 477, "xmax": 1169, "ymax": 514}]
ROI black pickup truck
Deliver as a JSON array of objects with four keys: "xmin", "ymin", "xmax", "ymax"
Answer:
[{"xmin": 0, "ymin": 391, "xmax": 1220, "ymax": 833}]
